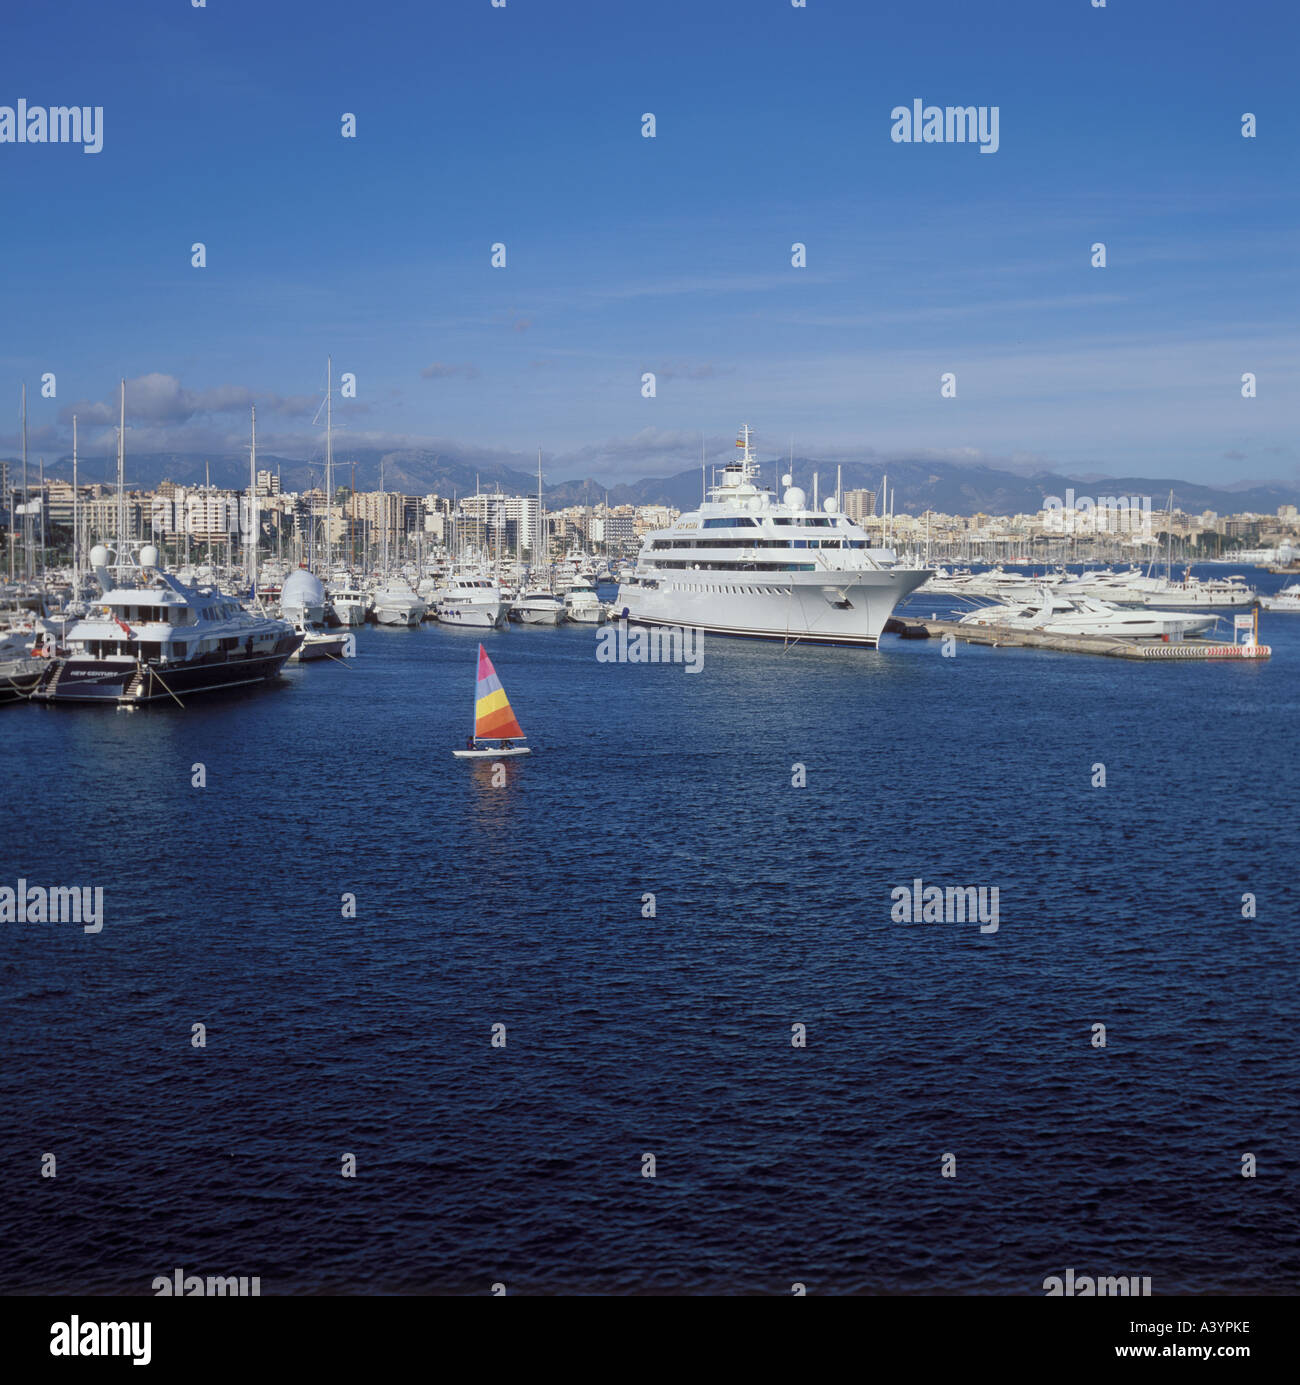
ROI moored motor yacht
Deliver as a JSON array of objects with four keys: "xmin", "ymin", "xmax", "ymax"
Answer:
[
  {"xmin": 510, "ymin": 586, "xmax": 566, "ymax": 625},
  {"xmin": 435, "ymin": 575, "xmax": 506, "ymax": 628},
  {"xmin": 958, "ymin": 589, "xmax": 1216, "ymax": 638},
  {"xmin": 32, "ymin": 543, "xmax": 300, "ymax": 705},
  {"xmin": 371, "ymin": 579, "xmax": 426, "ymax": 627},
  {"xmin": 1260, "ymin": 582, "xmax": 1300, "ymax": 612},
  {"xmin": 615, "ymin": 425, "xmax": 930, "ymax": 646},
  {"xmin": 563, "ymin": 575, "xmax": 606, "ymax": 624},
  {"xmin": 328, "ymin": 580, "xmax": 368, "ymax": 626}
]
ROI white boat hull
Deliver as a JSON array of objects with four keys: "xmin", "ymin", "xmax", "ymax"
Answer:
[
  {"xmin": 436, "ymin": 603, "xmax": 505, "ymax": 628},
  {"xmin": 616, "ymin": 569, "xmax": 930, "ymax": 646},
  {"xmin": 453, "ymin": 746, "xmax": 531, "ymax": 758},
  {"xmin": 332, "ymin": 602, "xmax": 367, "ymax": 626},
  {"xmin": 292, "ymin": 633, "xmax": 349, "ymax": 661},
  {"xmin": 374, "ymin": 606, "xmax": 423, "ymax": 626}
]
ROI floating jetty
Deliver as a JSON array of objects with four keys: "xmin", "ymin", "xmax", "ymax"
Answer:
[{"xmin": 897, "ymin": 620, "xmax": 1271, "ymax": 661}]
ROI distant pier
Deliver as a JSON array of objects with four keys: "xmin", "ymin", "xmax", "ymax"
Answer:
[{"xmin": 894, "ymin": 619, "xmax": 1272, "ymax": 661}]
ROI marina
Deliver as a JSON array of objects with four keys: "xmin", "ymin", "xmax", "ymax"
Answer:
[{"xmin": 2, "ymin": 0, "xmax": 1297, "ymax": 1338}]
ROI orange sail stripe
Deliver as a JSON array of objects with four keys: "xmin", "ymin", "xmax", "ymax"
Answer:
[{"xmin": 477, "ymin": 703, "xmax": 524, "ymax": 739}]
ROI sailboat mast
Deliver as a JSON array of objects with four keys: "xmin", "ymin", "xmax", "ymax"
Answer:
[
  {"xmin": 325, "ymin": 355, "xmax": 333, "ymax": 576},
  {"xmin": 21, "ymin": 383, "xmax": 28, "ymax": 581},
  {"xmin": 248, "ymin": 403, "xmax": 258, "ymax": 595},
  {"xmin": 116, "ymin": 380, "xmax": 126, "ymax": 565},
  {"xmin": 72, "ymin": 415, "xmax": 79, "ymax": 594}
]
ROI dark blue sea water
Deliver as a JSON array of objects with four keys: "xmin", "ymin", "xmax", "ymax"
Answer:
[{"xmin": 2, "ymin": 567, "xmax": 1297, "ymax": 1295}]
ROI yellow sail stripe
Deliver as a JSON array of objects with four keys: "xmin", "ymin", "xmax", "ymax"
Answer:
[{"xmin": 475, "ymin": 688, "xmax": 511, "ymax": 720}]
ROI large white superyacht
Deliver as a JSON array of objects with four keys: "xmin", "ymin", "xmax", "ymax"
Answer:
[{"xmin": 614, "ymin": 426, "xmax": 930, "ymax": 647}]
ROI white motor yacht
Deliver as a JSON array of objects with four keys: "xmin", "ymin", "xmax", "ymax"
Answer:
[
  {"xmin": 328, "ymin": 581, "xmax": 368, "ymax": 626},
  {"xmin": 281, "ymin": 568, "xmax": 350, "ymax": 661},
  {"xmin": 563, "ymin": 576, "xmax": 606, "ymax": 624},
  {"xmin": 1260, "ymin": 582, "xmax": 1300, "ymax": 612},
  {"xmin": 511, "ymin": 586, "xmax": 566, "ymax": 625},
  {"xmin": 959, "ymin": 589, "xmax": 1216, "ymax": 638},
  {"xmin": 372, "ymin": 579, "xmax": 426, "ymax": 627},
  {"xmin": 435, "ymin": 575, "xmax": 506, "ymax": 628}
]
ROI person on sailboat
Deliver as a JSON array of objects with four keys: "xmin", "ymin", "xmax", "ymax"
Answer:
[{"xmin": 466, "ymin": 736, "xmax": 474, "ymax": 750}]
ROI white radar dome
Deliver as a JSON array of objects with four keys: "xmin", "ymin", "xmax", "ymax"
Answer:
[
  {"xmin": 139, "ymin": 544, "xmax": 160, "ymax": 568},
  {"xmin": 782, "ymin": 473, "xmax": 793, "ymax": 487},
  {"xmin": 281, "ymin": 567, "xmax": 326, "ymax": 610},
  {"xmin": 90, "ymin": 545, "xmax": 109, "ymax": 567},
  {"xmin": 783, "ymin": 486, "xmax": 806, "ymax": 510},
  {"xmin": 823, "ymin": 497, "xmax": 838, "ymax": 514}
]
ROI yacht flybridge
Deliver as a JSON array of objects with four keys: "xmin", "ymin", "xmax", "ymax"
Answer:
[
  {"xmin": 32, "ymin": 542, "xmax": 300, "ymax": 705},
  {"xmin": 614, "ymin": 426, "xmax": 930, "ymax": 647}
]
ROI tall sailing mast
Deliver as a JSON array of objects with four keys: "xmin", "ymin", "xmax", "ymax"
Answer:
[
  {"xmin": 380, "ymin": 459, "xmax": 388, "ymax": 577},
  {"xmin": 116, "ymin": 380, "xmax": 126, "ymax": 566},
  {"xmin": 21, "ymin": 383, "xmax": 29, "ymax": 581},
  {"xmin": 248, "ymin": 403, "xmax": 258, "ymax": 596},
  {"xmin": 72, "ymin": 414, "xmax": 79, "ymax": 596},
  {"xmin": 325, "ymin": 355, "xmax": 333, "ymax": 576}
]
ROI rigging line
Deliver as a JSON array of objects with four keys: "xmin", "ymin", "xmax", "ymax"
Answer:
[{"xmin": 144, "ymin": 664, "xmax": 186, "ymax": 708}]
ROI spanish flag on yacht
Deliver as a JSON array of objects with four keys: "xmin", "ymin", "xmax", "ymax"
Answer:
[{"xmin": 474, "ymin": 644, "xmax": 525, "ymax": 741}]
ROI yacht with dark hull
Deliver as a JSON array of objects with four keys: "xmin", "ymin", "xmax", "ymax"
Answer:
[{"xmin": 32, "ymin": 543, "xmax": 301, "ymax": 706}]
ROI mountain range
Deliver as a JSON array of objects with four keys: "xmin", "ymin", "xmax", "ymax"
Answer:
[{"xmin": 6, "ymin": 448, "xmax": 1296, "ymax": 518}]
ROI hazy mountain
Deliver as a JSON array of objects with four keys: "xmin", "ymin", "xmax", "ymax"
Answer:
[{"xmin": 9, "ymin": 448, "xmax": 1297, "ymax": 517}]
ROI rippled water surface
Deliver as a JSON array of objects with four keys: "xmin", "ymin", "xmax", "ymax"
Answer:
[{"xmin": 2, "ymin": 571, "xmax": 1297, "ymax": 1294}]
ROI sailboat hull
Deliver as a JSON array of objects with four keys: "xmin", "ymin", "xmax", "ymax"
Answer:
[{"xmin": 452, "ymin": 746, "xmax": 531, "ymax": 759}]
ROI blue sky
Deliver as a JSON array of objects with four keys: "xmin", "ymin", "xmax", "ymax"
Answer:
[{"xmin": 0, "ymin": 0, "xmax": 1296, "ymax": 488}]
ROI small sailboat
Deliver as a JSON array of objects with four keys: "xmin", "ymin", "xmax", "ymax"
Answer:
[{"xmin": 452, "ymin": 644, "xmax": 532, "ymax": 758}]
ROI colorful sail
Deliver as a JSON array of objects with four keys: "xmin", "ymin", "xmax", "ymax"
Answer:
[{"xmin": 474, "ymin": 644, "xmax": 525, "ymax": 740}]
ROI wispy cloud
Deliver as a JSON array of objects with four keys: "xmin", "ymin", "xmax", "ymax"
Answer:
[
  {"xmin": 420, "ymin": 362, "xmax": 481, "ymax": 381},
  {"xmin": 57, "ymin": 373, "xmax": 316, "ymax": 428}
]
